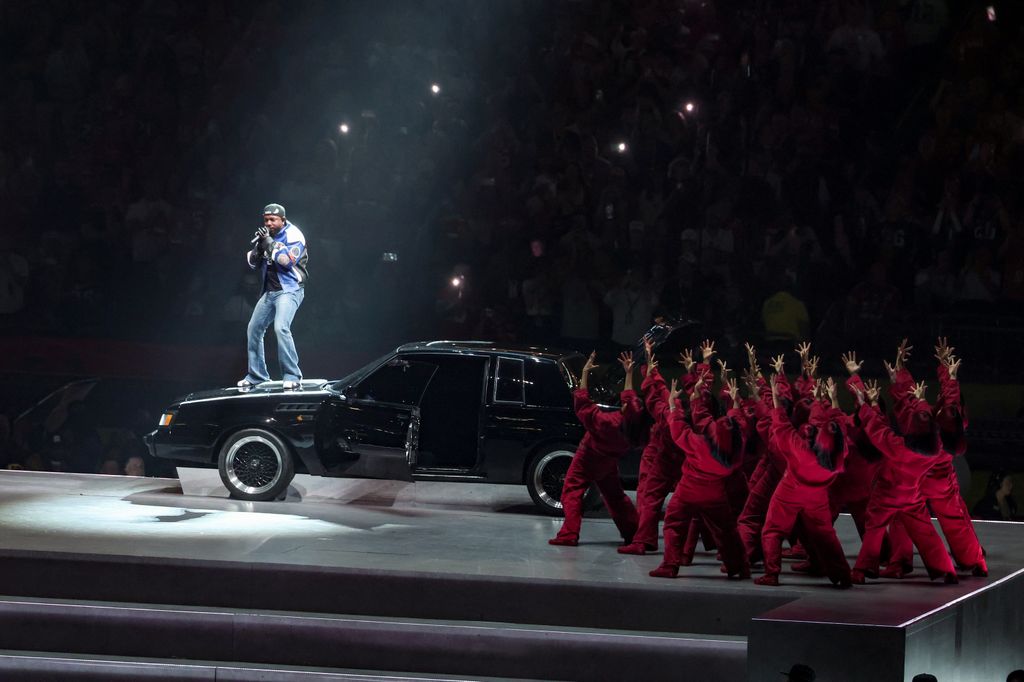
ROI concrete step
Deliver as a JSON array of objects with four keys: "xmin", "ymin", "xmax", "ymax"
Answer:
[
  {"xmin": 0, "ymin": 549, "xmax": 794, "ymax": 638},
  {"xmin": 0, "ymin": 596, "xmax": 746, "ymax": 682},
  {"xmin": 0, "ymin": 650, "xmax": 549, "ymax": 681}
]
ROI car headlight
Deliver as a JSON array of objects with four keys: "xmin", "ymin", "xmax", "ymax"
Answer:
[{"xmin": 158, "ymin": 412, "xmax": 176, "ymax": 427}]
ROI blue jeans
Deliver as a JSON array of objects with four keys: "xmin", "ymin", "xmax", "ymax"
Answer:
[{"xmin": 246, "ymin": 288, "xmax": 304, "ymax": 383}]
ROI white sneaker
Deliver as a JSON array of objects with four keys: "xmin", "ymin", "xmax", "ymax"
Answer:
[
  {"xmin": 237, "ymin": 378, "xmax": 257, "ymax": 392},
  {"xmin": 282, "ymin": 380, "xmax": 301, "ymax": 390}
]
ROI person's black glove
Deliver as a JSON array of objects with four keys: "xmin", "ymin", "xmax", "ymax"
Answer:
[
  {"xmin": 252, "ymin": 227, "xmax": 271, "ymax": 257},
  {"xmin": 258, "ymin": 227, "xmax": 276, "ymax": 257}
]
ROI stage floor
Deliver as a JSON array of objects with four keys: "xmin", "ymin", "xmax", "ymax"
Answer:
[
  {"xmin": 0, "ymin": 469, "xmax": 1022, "ymax": 681},
  {"xmin": 0, "ymin": 469, "xmax": 1019, "ymax": 593}
]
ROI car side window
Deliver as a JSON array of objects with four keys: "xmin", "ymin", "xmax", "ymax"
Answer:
[
  {"xmin": 525, "ymin": 360, "xmax": 572, "ymax": 408},
  {"xmin": 494, "ymin": 357, "xmax": 525, "ymax": 404},
  {"xmin": 350, "ymin": 358, "xmax": 437, "ymax": 405}
]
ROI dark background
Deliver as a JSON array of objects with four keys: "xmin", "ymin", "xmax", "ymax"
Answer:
[{"xmin": 0, "ymin": 0, "xmax": 1021, "ymax": 505}]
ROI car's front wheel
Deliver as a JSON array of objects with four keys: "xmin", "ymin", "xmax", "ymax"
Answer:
[
  {"xmin": 526, "ymin": 444, "xmax": 601, "ymax": 516},
  {"xmin": 218, "ymin": 428, "xmax": 295, "ymax": 501}
]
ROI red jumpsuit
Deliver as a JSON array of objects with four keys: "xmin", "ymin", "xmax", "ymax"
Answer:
[
  {"xmin": 757, "ymin": 405, "xmax": 852, "ymax": 586},
  {"xmin": 650, "ymin": 396, "xmax": 750, "ymax": 578},
  {"xmin": 828, "ymin": 375, "xmax": 882, "ymax": 537},
  {"xmin": 619, "ymin": 365, "xmax": 686, "ymax": 553},
  {"xmin": 884, "ymin": 365, "xmax": 987, "ymax": 575},
  {"xmin": 722, "ymin": 385, "xmax": 752, "ymax": 516},
  {"xmin": 550, "ymin": 388, "xmax": 642, "ymax": 545},
  {"xmin": 736, "ymin": 375, "xmax": 793, "ymax": 563},
  {"xmin": 851, "ymin": 402, "xmax": 957, "ymax": 582},
  {"xmin": 679, "ymin": 386, "xmax": 751, "ymax": 562}
]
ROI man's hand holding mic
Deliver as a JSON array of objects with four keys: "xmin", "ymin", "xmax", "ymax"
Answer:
[{"xmin": 252, "ymin": 226, "xmax": 274, "ymax": 259}]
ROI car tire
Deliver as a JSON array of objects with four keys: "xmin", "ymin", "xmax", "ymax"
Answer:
[
  {"xmin": 218, "ymin": 428, "xmax": 295, "ymax": 501},
  {"xmin": 526, "ymin": 444, "xmax": 601, "ymax": 516}
]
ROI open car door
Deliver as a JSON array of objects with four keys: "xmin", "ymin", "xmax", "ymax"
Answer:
[{"xmin": 315, "ymin": 358, "xmax": 437, "ymax": 481}]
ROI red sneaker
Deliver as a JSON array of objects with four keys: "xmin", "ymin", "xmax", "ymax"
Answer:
[
  {"xmin": 879, "ymin": 563, "xmax": 913, "ymax": 579},
  {"xmin": 791, "ymin": 561, "xmax": 823, "ymax": 576},
  {"xmin": 617, "ymin": 543, "xmax": 647, "ymax": 555},
  {"xmin": 548, "ymin": 537, "xmax": 578, "ymax": 547},
  {"xmin": 782, "ymin": 544, "xmax": 808, "ymax": 560},
  {"xmin": 649, "ymin": 563, "xmax": 680, "ymax": 579}
]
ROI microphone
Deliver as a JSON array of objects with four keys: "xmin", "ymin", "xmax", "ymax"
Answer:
[{"xmin": 251, "ymin": 227, "xmax": 269, "ymax": 244}]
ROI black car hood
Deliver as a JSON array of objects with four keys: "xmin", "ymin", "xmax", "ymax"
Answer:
[{"xmin": 181, "ymin": 380, "xmax": 330, "ymax": 404}]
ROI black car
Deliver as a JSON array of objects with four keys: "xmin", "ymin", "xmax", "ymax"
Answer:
[{"xmin": 146, "ymin": 340, "xmax": 648, "ymax": 514}]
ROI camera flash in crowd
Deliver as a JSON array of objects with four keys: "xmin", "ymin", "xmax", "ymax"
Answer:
[
  {"xmin": 616, "ymin": 141, "xmax": 628, "ymax": 153},
  {"xmin": 986, "ymin": 5, "xmax": 996, "ymax": 21},
  {"xmin": 684, "ymin": 101, "xmax": 696, "ymax": 113},
  {"xmin": 431, "ymin": 83, "xmax": 442, "ymax": 95},
  {"xmin": 451, "ymin": 276, "xmax": 464, "ymax": 288},
  {"xmin": 339, "ymin": 123, "xmax": 350, "ymax": 134}
]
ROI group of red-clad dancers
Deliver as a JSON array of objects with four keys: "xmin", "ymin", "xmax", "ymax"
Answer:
[{"xmin": 549, "ymin": 336, "xmax": 987, "ymax": 588}]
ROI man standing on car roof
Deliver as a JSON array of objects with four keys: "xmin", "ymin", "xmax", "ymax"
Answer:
[{"xmin": 238, "ymin": 203, "xmax": 309, "ymax": 391}]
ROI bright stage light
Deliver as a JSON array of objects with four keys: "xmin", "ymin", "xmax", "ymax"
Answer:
[
  {"xmin": 431, "ymin": 83, "xmax": 441, "ymax": 95},
  {"xmin": 339, "ymin": 123, "xmax": 350, "ymax": 134},
  {"xmin": 684, "ymin": 101, "xmax": 696, "ymax": 113},
  {"xmin": 616, "ymin": 141, "xmax": 628, "ymax": 153}
]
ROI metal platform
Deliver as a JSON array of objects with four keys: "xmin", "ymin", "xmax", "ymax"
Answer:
[{"xmin": 0, "ymin": 469, "xmax": 1020, "ymax": 681}]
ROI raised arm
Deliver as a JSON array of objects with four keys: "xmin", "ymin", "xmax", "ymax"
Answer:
[
  {"xmin": 619, "ymin": 351, "xmax": 636, "ymax": 393},
  {"xmin": 855, "ymin": 402, "xmax": 903, "ymax": 459},
  {"xmin": 667, "ymin": 378, "xmax": 705, "ymax": 453},
  {"xmin": 885, "ymin": 338, "xmax": 915, "ymax": 404},
  {"xmin": 793, "ymin": 343, "xmax": 818, "ymax": 401},
  {"xmin": 934, "ymin": 337, "xmax": 962, "ymax": 405},
  {"xmin": 641, "ymin": 362, "xmax": 669, "ymax": 421}
]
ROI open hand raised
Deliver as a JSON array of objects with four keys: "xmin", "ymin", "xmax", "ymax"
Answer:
[
  {"xmin": 841, "ymin": 351, "xmax": 862, "ymax": 375},
  {"xmin": 618, "ymin": 351, "xmax": 634, "ymax": 373},
  {"xmin": 699, "ymin": 339, "xmax": 716, "ymax": 361}
]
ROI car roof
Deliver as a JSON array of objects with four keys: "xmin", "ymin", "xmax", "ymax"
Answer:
[{"xmin": 395, "ymin": 340, "xmax": 581, "ymax": 361}]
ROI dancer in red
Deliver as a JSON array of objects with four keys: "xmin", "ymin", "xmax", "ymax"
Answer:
[
  {"xmin": 755, "ymin": 376, "xmax": 852, "ymax": 587},
  {"xmin": 718, "ymin": 359, "xmax": 751, "ymax": 520},
  {"xmin": 736, "ymin": 351, "xmax": 794, "ymax": 564},
  {"xmin": 649, "ymin": 372, "xmax": 750, "ymax": 579},
  {"xmin": 549, "ymin": 351, "xmax": 642, "ymax": 547},
  {"xmin": 848, "ymin": 379, "xmax": 958, "ymax": 584},
  {"xmin": 780, "ymin": 344, "xmax": 822, "ymax": 562},
  {"xmin": 618, "ymin": 337, "xmax": 686, "ymax": 554},
  {"xmin": 830, "ymin": 351, "xmax": 883, "ymax": 538},
  {"xmin": 880, "ymin": 338, "xmax": 987, "ymax": 577},
  {"xmin": 676, "ymin": 352, "xmax": 750, "ymax": 560}
]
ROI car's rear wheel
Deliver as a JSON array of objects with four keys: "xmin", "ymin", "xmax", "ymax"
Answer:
[
  {"xmin": 218, "ymin": 428, "xmax": 295, "ymax": 501},
  {"xmin": 526, "ymin": 445, "xmax": 601, "ymax": 516}
]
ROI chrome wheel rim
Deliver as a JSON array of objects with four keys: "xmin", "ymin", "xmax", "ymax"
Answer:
[
  {"xmin": 225, "ymin": 435, "xmax": 283, "ymax": 495},
  {"xmin": 532, "ymin": 450, "xmax": 574, "ymax": 509}
]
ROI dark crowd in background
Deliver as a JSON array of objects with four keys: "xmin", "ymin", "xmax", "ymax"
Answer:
[{"xmin": 1, "ymin": 0, "xmax": 1023, "ymax": 487}]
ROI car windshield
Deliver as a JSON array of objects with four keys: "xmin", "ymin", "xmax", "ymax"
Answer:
[
  {"xmin": 560, "ymin": 354, "xmax": 585, "ymax": 389},
  {"xmin": 326, "ymin": 353, "xmax": 393, "ymax": 393}
]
